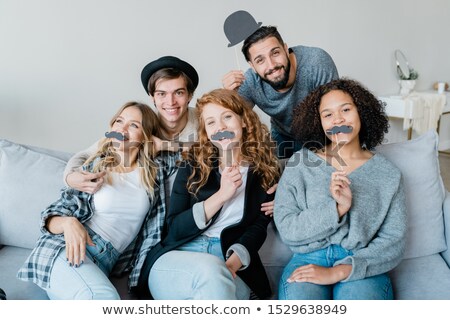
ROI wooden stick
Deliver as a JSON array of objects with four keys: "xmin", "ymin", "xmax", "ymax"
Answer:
[{"xmin": 234, "ymin": 46, "xmax": 241, "ymax": 70}]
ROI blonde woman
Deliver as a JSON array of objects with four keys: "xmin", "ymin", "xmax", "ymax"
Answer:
[
  {"xmin": 137, "ymin": 89, "xmax": 280, "ymax": 299},
  {"xmin": 18, "ymin": 102, "xmax": 179, "ymax": 299}
]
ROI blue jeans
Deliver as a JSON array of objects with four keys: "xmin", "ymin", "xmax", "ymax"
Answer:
[
  {"xmin": 271, "ymin": 128, "xmax": 302, "ymax": 159},
  {"xmin": 279, "ymin": 245, "xmax": 393, "ymax": 300},
  {"xmin": 45, "ymin": 231, "xmax": 121, "ymax": 300},
  {"xmin": 149, "ymin": 235, "xmax": 251, "ymax": 299}
]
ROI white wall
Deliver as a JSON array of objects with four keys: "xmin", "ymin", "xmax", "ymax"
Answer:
[{"xmin": 1, "ymin": 0, "xmax": 449, "ymax": 152}]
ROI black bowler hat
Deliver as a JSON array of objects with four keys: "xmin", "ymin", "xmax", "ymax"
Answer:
[
  {"xmin": 224, "ymin": 10, "xmax": 262, "ymax": 47},
  {"xmin": 140, "ymin": 56, "xmax": 199, "ymax": 95}
]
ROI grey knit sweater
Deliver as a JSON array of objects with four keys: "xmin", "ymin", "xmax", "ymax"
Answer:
[{"xmin": 274, "ymin": 149, "xmax": 407, "ymax": 282}]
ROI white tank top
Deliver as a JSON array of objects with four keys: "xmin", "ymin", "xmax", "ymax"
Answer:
[{"xmin": 86, "ymin": 169, "xmax": 150, "ymax": 253}]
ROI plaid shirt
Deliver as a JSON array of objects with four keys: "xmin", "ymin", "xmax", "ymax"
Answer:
[{"xmin": 17, "ymin": 152, "xmax": 179, "ymax": 289}]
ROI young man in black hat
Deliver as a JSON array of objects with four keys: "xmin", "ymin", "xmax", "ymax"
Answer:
[
  {"xmin": 141, "ymin": 56, "xmax": 199, "ymax": 142},
  {"xmin": 64, "ymin": 56, "xmax": 199, "ymax": 193},
  {"xmin": 222, "ymin": 26, "xmax": 338, "ymax": 159}
]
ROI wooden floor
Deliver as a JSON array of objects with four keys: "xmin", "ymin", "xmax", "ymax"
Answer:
[{"xmin": 439, "ymin": 152, "xmax": 450, "ymax": 191}]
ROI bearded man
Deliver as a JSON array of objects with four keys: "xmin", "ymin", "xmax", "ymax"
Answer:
[{"xmin": 223, "ymin": 26, "xmax": 338, "ymax": 158}]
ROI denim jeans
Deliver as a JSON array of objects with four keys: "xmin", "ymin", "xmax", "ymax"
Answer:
[
  {"xmin": 45, "ymin": 231, "xmax": 121, "ymax": 300},
  {"xmin": 271, "ymin": 128, "xmax": 302, "ymax": 159},
  {"xmin": 149, "ymin": 235, "xmax": 251, "ymax": 299},
  {"xmin": 279, "ymin": 244, "xmax": 393, "ymax": 300}
]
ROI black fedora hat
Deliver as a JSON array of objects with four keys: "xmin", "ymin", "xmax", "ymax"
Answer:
[
  {"xmin": 224, "ymin": 10, "xmax": 262, "ymax": 47},
  {"xmin": 140, "ymin": 56, "xmax": 199, "ymax": 95}
]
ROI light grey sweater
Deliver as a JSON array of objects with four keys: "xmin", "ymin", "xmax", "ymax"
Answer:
[{"xmin": 274, "ymin": 149, "xmax": 407, "ymax": 282}]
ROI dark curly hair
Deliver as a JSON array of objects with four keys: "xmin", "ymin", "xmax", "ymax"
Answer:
[{"xmin": 291, "ymin": 78, "xmax": 389, "ymax": 151}]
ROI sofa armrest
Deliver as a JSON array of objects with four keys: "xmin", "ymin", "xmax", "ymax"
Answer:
[{"xmin": 441, "ymin": 191, "xmax": 450, "ymax": 267}]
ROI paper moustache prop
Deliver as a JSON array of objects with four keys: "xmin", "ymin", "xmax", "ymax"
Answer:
[
  {"xmin": 105, "ymin": 131, "xmax": 127, "ymax": 141},
  {"xmin": 325, "ymin": 125, "xmax": 353, "ymax": 135},
  {"xmin": 211, "ymin": 131, "xmax": 235, "ymax": 141},
  {"xmin": 223, "ymin": 10, "xmax": 262, "ymax": 47}
]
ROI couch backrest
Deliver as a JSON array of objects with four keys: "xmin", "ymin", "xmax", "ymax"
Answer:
[
  {"xmin": 0, "ymin": 140, "xmax": 72, "ymax": 249},
  {"xmin": 375, "ymin": 130, "xmax": 447, "ymax": 259}
]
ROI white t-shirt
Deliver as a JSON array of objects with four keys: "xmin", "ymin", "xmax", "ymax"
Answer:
[
  {"xmin": 203, "ymin": 166, "xmax": 249, "ymax": 238},
  {"xmin": 86, "ymin": 169, "xmax": 150, "ymax": 253}
]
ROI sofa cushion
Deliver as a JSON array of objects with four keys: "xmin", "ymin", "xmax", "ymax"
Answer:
[
  {"xmin": 375, "ymin": 130, "xmax": 446, "ymax": 259},
  {"xmin": 0, "ymin": 246, "xmax": 49, "ymax": 299},
  {"xmin": 441, "ymin": 191, "xmax": 450, "ymax": 267},
  {"xmin": 389, "ymin": 254, "xmax": 450, "ymax": 299},
  {"xmin": 259, "ymin": 221, "xmax": 293, "ymax": 298},
  {"xmin": 22, "ymin": 144, "xmax": 73, "ymax": 162},
  {"xmin": 0, "ymin": 140, "xmax": 68, "ymax": 249}
]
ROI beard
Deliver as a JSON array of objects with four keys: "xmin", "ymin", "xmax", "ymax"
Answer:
[{"xmin": 261, "ymin": 58, "xmax": 291, "ymax": 90}]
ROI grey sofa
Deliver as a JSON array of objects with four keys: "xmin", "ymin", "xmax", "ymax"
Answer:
[{"xmin": 1, "ymin": 130, "xmax": 449, "ymax": 299}]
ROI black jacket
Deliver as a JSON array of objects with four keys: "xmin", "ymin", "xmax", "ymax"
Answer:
[{"xmin": 137, "ymin": 159, "xmax": 273, "ymax": 299}]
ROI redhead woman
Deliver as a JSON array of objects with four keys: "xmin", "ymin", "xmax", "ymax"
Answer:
[{"xmin": 137, "ymin": 89, "xmax": 280, "ymax": 299}]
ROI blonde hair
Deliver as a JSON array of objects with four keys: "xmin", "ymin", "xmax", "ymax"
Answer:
[
  {"xmin": 84, "ymin": 101, "xmax": 161, "ymax": 199},
  {"xmin": 187, "ymin": 89, "xmax": 280, "ymax": 195}
]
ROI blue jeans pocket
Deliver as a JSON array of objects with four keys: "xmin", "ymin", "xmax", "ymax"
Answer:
[{"xmin": 86, "ymin": 232, "xmax": 119, "ymax": 276}]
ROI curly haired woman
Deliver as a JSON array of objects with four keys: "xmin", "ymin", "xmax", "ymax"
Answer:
[
  {"xmin": 137, "ymin": 88, "xmax": 280, "ymax": 299},
  {"xmin": 274, "ymin": 78, "xmax": 407, "ymax": 300}
]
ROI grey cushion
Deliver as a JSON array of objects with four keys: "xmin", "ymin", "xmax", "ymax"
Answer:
[
  {"xmin": 0, "ymin": 246, "xmax": 49, "ymax": 299},
  {"xmin": 259, "ymin": 222, "xmax": 293, "ymax": 267},
  {"xmin": 23, "ymin": 144, "xmax": 73, "ymax": 162},
  {"xmin": 0, "ymin": 140, "xmax": 67, "ymax": 249},
  {"xmin": 389, "ymin": 253, "xmax": 450, "ymax": 299},
  {"xmin": 259, "ymin": 221, "xmax": 293, "ymax": 298},
  {"xmin": 375, "ymin": 130, "xmax": 446, "ymax": 258},
  {"xmin": 441, "ymin": 192, "xmax": 450, "ymax": 267}
]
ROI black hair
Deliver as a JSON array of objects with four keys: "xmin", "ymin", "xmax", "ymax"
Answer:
[
  {"xmin": 242, "ymin": 26, "xmax": 284, "ymax": 62},
  {"xmin": 291, "ymin": 78, "xmax": 389, "ymax": 151}
]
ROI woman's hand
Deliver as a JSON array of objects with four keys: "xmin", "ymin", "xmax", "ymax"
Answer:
[
  {"xmin": 48, "ymin": 216, "xmax": 95, "ymax": 267},
  {"xmin": 261, "ymin": 184, "xmax": 278, "ymax": 217},
  {"xmin": 203, "ymin": 165, "xmax": 242, "ymax": 222},
  {"xmin": 218, "ymin": 166, "xmax": 242, "ymax": 202},
  {"xmin": 63, "ymin": 217, "xmax": 95, "ymax": 267},
  {"xmin": 225, "ymin": 253, "xmax": 243, "ymax": 279},
  {"xmin": 287, "ymin": 264, "xmax": 352, "ymax": 285},
  {"xmin": 330, "ymin": 171, "xmax": 352, "ymax": 217}
]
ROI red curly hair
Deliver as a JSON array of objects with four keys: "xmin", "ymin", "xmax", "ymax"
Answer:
[{"xmin": 186, "ymin": 89, "xmax": 280, "ymax": 195}]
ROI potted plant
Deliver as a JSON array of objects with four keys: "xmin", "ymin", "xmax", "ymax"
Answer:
[{"xmin": 399, "ymin": 68, "xmax": 419, "ymax": 96}]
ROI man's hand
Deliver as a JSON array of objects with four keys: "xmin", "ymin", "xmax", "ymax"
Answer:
[
  {"xmin": 150, "ymin": 136, "xmax": 161, "ymax": 153},
  {"xmin": 261, "ymin": 184, "xmax": 278, "ymax": 217},
  {"xmin": 222, "ymin": 70, "xmax": 245, "ymax": 91},
  {"xmin": 66, "ymin": 171, "xmax": 106, "ymax": 194}
]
